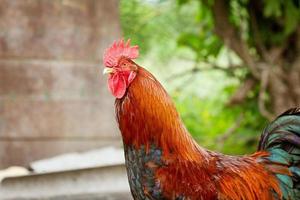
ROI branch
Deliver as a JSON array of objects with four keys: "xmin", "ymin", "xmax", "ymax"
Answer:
[
  {"xmin": 248, "ymin": 2, "xmax": 269, "ymax": 62},
  {"xmin": 258, "ymin": 69, "xmax": 274, "ymax": 120},
  {"xmin": 216, "ymin": 114, "xmax": 244, "ymax": 150},
  {"xmin": 166, "ymin": 67, "xmax": 199, "ymax": 81},
  {"xmin": 226, "ymin": 77, "xmax": 256, "ymax": 106},
  {"xmin": 297, "ymin": 27, "xmax": 300, "ymax": 54},
  {"xmin": 166, "ymin": 63, "xmax": 243, "ymax": 81},
  {"xmin": 292, "ymin": 27, "xmax": 300, "ymax": 70},
  {"xmin": 212, "ymin": 0, "xmax": 260, "ymax": 79},
  {"xmin": 172, "ymin": 72, "xmax": 198, "ymax": 92}
]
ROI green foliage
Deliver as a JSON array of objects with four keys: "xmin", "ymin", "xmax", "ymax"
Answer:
[
  {"xmin": 264, "ymin": 0, "xmax": 283, "ymax": 17},
  {"xmin": 177, "ymin": 0, "xmax": 190, "ymax": 6},
  {"xmin": 264, "ymin": 0, "xmax": 300, "ymax": 35},
  {"xmin": 119, "ymin": 0, "xmax": 298, "ymax": 155},
  {"xmin": 177, "ymin": 1, "xmax": 223, "ymax": 60},
  {"xmin": 284, "ymin": 1, "xmax": 300, "ymax": 35},
  {"xmin": 120, "ymin": 0, "xmax": 199, "ymax": 61},
  {"xmin": 173, "ymin": 87, "xmax": 266, "ymax": 155},
  {"xmin": 177, "ymin": 0, "xmax": 300, "ymax": 56}
]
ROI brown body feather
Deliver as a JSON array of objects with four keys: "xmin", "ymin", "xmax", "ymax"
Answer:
[{"xmin": 116, "ymin": 65, "xmax": 281, "ymax": 200}]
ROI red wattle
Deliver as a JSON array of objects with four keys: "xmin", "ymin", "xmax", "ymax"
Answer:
[{"xmin": 108, "ymin": 73, "xmax": 127, "ymax": 98}]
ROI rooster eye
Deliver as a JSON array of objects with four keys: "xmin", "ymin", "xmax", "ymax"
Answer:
[{"xmin": 122, "ymin": 63, "xmax": 129, "ymax": 68}]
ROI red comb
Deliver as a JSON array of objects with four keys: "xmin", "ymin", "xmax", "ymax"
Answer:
[{"xmin": 103, "ymin": 39, "xmax": 139, "ymax": 67}]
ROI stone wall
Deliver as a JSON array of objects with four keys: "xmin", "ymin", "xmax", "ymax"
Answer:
[{"xmin": 0, "ymin": 0, "xmax": 121, "ymax": 168}]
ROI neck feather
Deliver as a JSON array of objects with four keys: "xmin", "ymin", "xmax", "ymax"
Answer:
[{"xmin": 115, "ymin": 67, "xmax": 208, "ymax": 162}]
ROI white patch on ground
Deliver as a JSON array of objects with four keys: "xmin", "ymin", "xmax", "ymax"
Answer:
[
  {"xmin": 0, "ymin": 166, "xmax": 29, "ymax": 182},
  {"xmin": 30, "ymin": 146, "xmax": 125, "ymax": 173}
]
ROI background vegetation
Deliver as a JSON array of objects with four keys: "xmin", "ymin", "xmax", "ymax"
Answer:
[{"xmin": 120, "ymin": 0, "xmax": 300, "ymax": 154}]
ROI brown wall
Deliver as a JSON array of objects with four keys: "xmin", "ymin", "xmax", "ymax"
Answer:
[{"xmin": 0, "ymin": 0, "xmax": 121, "ymax": 168}]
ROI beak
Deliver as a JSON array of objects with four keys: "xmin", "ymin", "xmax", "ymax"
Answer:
[{"xmin": 103, "ymin": 68, "xmax": 114, "ymax": 75}]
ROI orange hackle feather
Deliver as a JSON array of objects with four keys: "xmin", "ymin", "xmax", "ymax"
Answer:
[
  {"xmin": 217, "ymin": 152, "xmax": 281, "ymax": 200},
  {"xmin": 116, "ymin": 65, "xmax": 282, "ymax": 200}
]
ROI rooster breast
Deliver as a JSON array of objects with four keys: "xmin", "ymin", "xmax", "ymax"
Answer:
[{"xmin": 124, "ymin": 144, "xmax": 165, "ymax": 199}]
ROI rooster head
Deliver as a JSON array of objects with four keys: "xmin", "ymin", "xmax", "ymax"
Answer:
[{"xmin": 102, "ymin": 39, "xmax": 139, "ymax": 98}]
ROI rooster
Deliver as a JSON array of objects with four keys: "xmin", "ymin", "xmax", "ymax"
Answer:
[{"xmin": 102, "ymin": 39, "xmax": 300, "ymax": 200}]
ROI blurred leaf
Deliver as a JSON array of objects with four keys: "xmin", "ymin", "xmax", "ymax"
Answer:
[
  {"xmin": 264, "ymin": 0, "xmax": 282, "ymax": 17},
  {"xmin": 177, "ymin": 32, "xmax": 202, "ymax": 52},
  {"xmin": 177, "ymin": 0, "xmax": 190, "ymax": 6},
  {"xmin": 284, "ymin": 1, "xmax": 300, "ymax": 35}
]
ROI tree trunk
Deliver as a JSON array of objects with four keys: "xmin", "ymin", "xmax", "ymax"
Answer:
[
  {"xmin": 211, "ymin": 0, "xmax": 300, "ymax": 119},
  {"xmin": 268, "ymin": 62, "xmax": 300, "ymax": 115}
]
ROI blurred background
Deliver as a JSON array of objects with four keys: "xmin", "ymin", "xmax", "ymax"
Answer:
[{"xmin": 0, "ymin": 0, "xmax": 299, "ymax": 199}]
